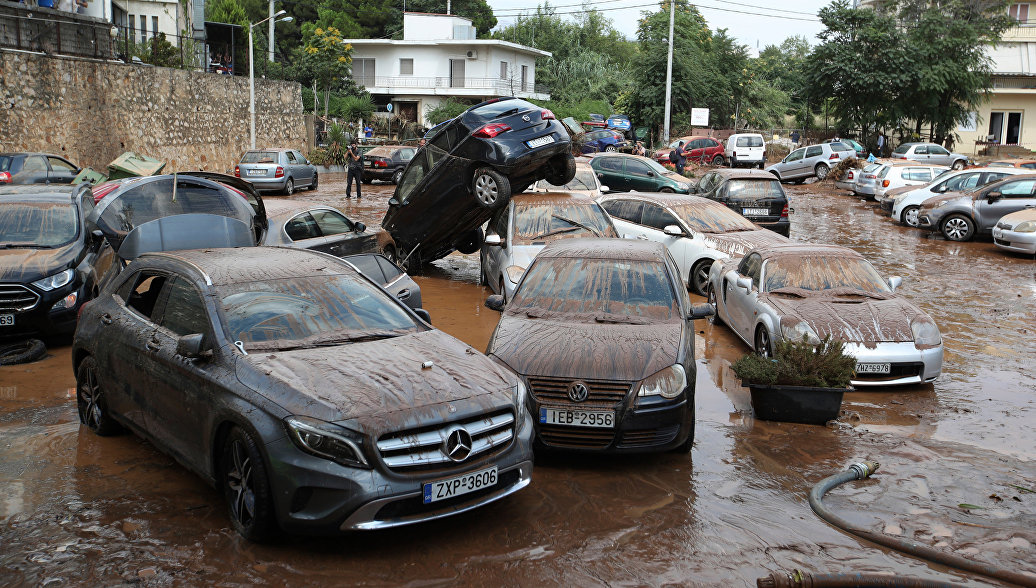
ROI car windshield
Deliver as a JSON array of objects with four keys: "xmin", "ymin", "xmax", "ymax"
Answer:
[
  {"xmin": 934, "ymin": 168, "xmax": 955, "ymax": 180},
  {"xmin": 511, "ymin": 257, "xmax": 678, "ymax": 322},
  {"xmin": 536, "ymin": 169, "xmax": 596, "ymax": 191},
  {"xmin": 725, "ymin": 179, "xmax": 784, "ymax": 201},
  {"xmin": 830, "ymin": 142, "xmax": 853, "ymax": 152},
  {"xmin": 670, "ymin": 202, "xmax": 757, "ymax": 233},
  {"xmin": 644, "ymin": 158, "xmax": 675, "ymax": 175},
  {"xmin": 0, "ymin": 202, "xmax": 78, "ymax": 248},
  {"xmin": 241, "ymin": 151, "xmax": 279, "ymax": 164},
  {"xmin": 220, "ymin": 274, "xmax": 419, "ymax": 351},
  {"xmin": 513, "ymin": 202, "xmax": 617, "ymax": 244},
  {"xmin": 763, "ymin": 255, "xmax": 892, "ymax": 296},
  {"xmin": 863, "ymin": 163, "xmax": 882, "ymax": 173},
  {"xmin": 468, "ymin": 98, "xmax": 535, "ymax": 119}
]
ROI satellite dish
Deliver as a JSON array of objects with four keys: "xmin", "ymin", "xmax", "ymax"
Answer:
[{"xmin": 387, "ymin": 103, "xmax": 393, "ymax": 112}]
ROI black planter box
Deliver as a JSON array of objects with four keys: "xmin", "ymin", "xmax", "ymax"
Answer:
[{"xmin": 747, "ymin": 383, "xmax": 850, "ymax": 425}]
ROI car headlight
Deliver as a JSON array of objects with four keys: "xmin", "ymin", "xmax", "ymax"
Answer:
[
  {"xmin": 32, "ymin": 268, "xmax": 75, "ymax": 291},
  {"xmin": 1013, "ymin": 221, "xmax": 1036, "ymax": 233},
  {"xmin": 505, "ymin": 265, "xmax": 526, "ymax": 285},
  {"xmin": 910, "ymin": 318, "xmax": 942, "ymax": 348},
  {"xmin": 782, "ymin": 321, "xmax": 821, "ymax": 345},
  {"xmin": 284, "ymin": 416, "xmax": 369, "ymax": 468},
  {"xmin": 490, "ymin": 359, "xmax": 529, "ymax": 431},
  {"xmin": 677, "ymin": 183, "xmax": 690, "ymax": 191},
  {"xmin": 636, "ymin": 364, "xmax": 687, "ymax": 400}
]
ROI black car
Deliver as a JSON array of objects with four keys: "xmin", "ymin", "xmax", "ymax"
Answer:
[
  {"xmin": 0, "ymin": 153, "xmax": 81, "ymax": 185},
  {"xmin": 0, "ymin": 184, "xmax": 102, "ymax": 338},
  {"xmin": 341, "ymin": 252, "xmax": 423, "ymax": 311},
  {"xmin": 383, "ymin": 97, "xmax": 577, "ymax": 266},
  {"xmin": 691, "ymin": 169, "xmax": 790, "ymax": 236},
  {"xmin": 363, "ymin": 145, "xmax": 418, "ymax": 184}
]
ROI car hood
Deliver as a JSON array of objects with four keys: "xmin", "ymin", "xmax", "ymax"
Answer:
[
  {"xmin": 919, "ymin": 192, "xmax": 969, "ymax": 210},
  {"xmin": 699, "ymin": 229, "xmax": 789, "ymax": 259},
  {"xmin": 663, "ymin": 173, "xmax": 687, "ymax": 184},
  {"xmin": 765, "ymin": 293, "xmax": 924, "ymax": 346},
  {"xmin": 998, "ymin": 208, "xmax": 1036, "ymax": 227},
  {"xmin": 0, "ymin": 243, "xmax": 79, "ymax": 284},
  {"xmin": 886, "ymin": 185, "xmax": 919, "ymax": 198},
  {"xmin": 488, "ymin": 313, "xmax": 682, "ymax": 381},
  {"xmin": 236, "ymin": 330, "xmax": 515, "ymax": 432}
]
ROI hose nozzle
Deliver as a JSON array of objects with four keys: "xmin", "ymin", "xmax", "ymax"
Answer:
[{"xmin": 848, "ymin": 461, "xmax": 880, "ymax": 479}]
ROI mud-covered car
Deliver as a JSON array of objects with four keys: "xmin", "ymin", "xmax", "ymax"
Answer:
[
  {"xmin": 0, "ymin": 152, "xmax": 81, "ymax": 185},
  {"xmin": 993, "ymin": 208, "xmax": 1036, "ymax": 255},
  {"xmin": 72, "ymin": 246, "xmax": 533, "ymax": 539},
  {"xmin": 342, "ymin": 252, "xmax": 423, "ymax": 310},
  {"xmin": 484, "ymin": 238, "xmax": 713, "ymax": 453},
  {"xmin": 0, "ymin": 184, "xmax": 102, "ymax": 338},
  {"xmin": 383, "ymin": 97, "xmax": 576, "ymax": 266},
  {"xmin": 262, "ymin": 199, "xmax": 381, "ymax": 258},
  {"xmin": 598, "ymin": 193, "xmax": 790, "ymax": 295},
  {"xmin": 917, "ymin": 174, "xmax": 1036, "ymax": 241},
  {"xmin": 707, "ymin": 243, "xmax": 942, "ymax": 387},
  {"xmin": 691, "ymin": 169, "xmax": 790, "ymax": 236}
]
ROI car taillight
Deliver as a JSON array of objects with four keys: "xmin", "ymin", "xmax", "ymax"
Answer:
[
  {"xmin": 541, "ymin": 109, "xmax": 555, "ymax": 120},
  {"xmin": 847, "ymin": 171, "xmax": 854, "ymax": 179},
  {"xmin": 90, "ymin": 181, "xmax": 120, "ymax": 203},
  {"xmin": 613, "ymin": 131, "xmax": 623, "ymax": 140},
  {"xmin": 829, "ymin": 153, "xmax": 839, "ymax": 160},
  {"xmin": 882, "ymin": 180, "xmax": 890, "ymax": 187},
  {"xmin": 781, "ymin": 205, "xmax": 789, "ymax": 218},
  {"xmin": 234, "ymin": 165, "xmax": 241, "ymax": 178},
  {"xmin": 473, "ymin": 123, "xmax": 511, "ymax": 138},
  {"xmin": 864, "ymin": 174, "xmax": 876, "ymax": 179},
  {"xmin": 275, "ymin": 166, "xmax": 284, "ymax": 178},
  {"xmin": 374, "ymin": 159, "xmax": 387, "ymax": 168},
  {"xmin": 0, "ymin": 172, "xmax": 10, "ymax": 183}
]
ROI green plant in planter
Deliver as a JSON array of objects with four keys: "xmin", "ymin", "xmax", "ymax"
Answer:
[{"xmin": 731, "ymin": 336, "xmax": 855, "ymax": 389}]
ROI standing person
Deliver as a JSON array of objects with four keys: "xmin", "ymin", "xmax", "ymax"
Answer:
[
  {"xmin": 790, "ymin": 130, "xmax": 801, "ymax": 147},
  {"xmin": 670, "ymin": 141, "xmax": 688, "ymax": 175},
  {"xmin": 346, "ymin": 140, "xmax": 363, "ymax": 199},
  {"xmin": 876, "ymin": 133, "xmax": 885, "ymax": 157},
  {"xmin": 634, "ymin": 141, "xmax": 646, "ymax": 156},
  {"xmin": 364, "ymin": 125, "xmax": 373, "ymax": 140}
]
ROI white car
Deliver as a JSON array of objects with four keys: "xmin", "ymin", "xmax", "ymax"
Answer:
[
  {"xmin": 725, "ymin": 133, "xmax": 766, "ymax": 169},
  {"xmin": 993, "ymin": 208, "xmax": 1036, "ymax": 255},
  {"xmin": 527, "ymin": 162, "xmax": 608, "ymax": 197},
  {"xmin": 871, "ymin": 163, "xmax": 948, "ymax": 202},
  {"xmin": 849, "ymin": 162, "xmax": 888, "ymax": 197},
  {"xmin": 890, "ymin": 168, "xmax": 1025, "ymax": 227},
  {"xmin": 598, "ymin": 192, "xmax": 789, "ymax": 295}
]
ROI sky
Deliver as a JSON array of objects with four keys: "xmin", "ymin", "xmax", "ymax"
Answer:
[{"xmin": 486, "ymin": 0, "xmax": 834, "ymax": 54}]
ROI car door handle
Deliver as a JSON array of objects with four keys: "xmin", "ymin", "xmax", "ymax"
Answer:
[
  {"xmin": 145, "ymin": 340, "xmax": 161, "ymax": 351},
  {"xmin": 99, "ymin": 313, "xmax": 113, "ymax": 325},
  {"xmin": 397, "ymin": 288, "xmax": 411, "ymax": 300},
  {"xmin": 636, "ymin": 235, "xmax": 649, "ymax": 240}
]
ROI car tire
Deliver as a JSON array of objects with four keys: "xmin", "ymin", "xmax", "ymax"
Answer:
[
  {"xmin": 383, "ymin": 245, "xmax": 400, "ymax": 266},
  {"xmin": 758, "ymin": 162, "xmax": 765, "ymax": 170},
  {"xmin": 659, "ymin": 187, "xmax": 675, "ymax": 193},
  {"xmin": 0, "ymin": 338, "xmax": 46, "ymax": 366},
  {"xmin": 605, "ymin": 145, "xmax": 616, "ymax": 152},
  {"xmin": 952, "ymin": 159, "xmax": 965, "ymax": 171},
  {"xmin": 221, "ymin": 426, "xmax": 276, "ymax": 542},
  {"xmin": 284, "ymin": 178, "xmax": 294, "ymax": 195},
  {"xmin": 500, "ymin": 278, "xmax": 508, "ymax": 303},
  {"xmin": 75, "ymin": 355, "xmax": 122, "ymax": 436},
  {"xmin": 544, "ymin": 153, "xmax": 577, "ymax": 186},
  {"xmin": 754, "ymin": 325, "xmax": 773, "ymax": 358},
  {"xmin": 472, "ymin": 168, "xmax": 511, "ymax": 210},
  {"xmin": 455, "ymin": 228, "xmax": 483, "ymax": 255},
  {"xmin": 309, "ymin": 172, "xmax": 318, "ymax": 191},
  {"xmin": 711, "ymin": 155, "xmax": 725, "ymax": 166},
  {"xmin": 690, "ymin": 259, "xmax": 712, "ymax": 296},
  {"xmin": 901, "ymin": 205, "xmax": 921, "ymax": 227},
  {"xmin": 941, "ymin": 214, "xmax": 976, "ymax": 241},
  {"xmin": 672, "ymin": 404, "xmax": 695, "ymax": 454},
  {"xmin": 392, "ymin": 168, "xmax": 403, "ymax": 185},
  {"xmin": 814, "ymin": 164, "xmax": 830, "ymax": 181},
  {"xmin": 706, "ymin": 284, "xmax": 724, "ymax": 326}
]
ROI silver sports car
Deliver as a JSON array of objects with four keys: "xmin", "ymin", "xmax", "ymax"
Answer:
[{"xmin": 707, "ymin": 243, "xmax": 943, "ymax": 387}]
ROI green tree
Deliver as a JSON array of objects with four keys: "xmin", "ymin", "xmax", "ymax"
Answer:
[
  {"xmin": 426, "ymin": 98, "xmax": 470, "ymax": 125},
  {"xmin": 303, "ymin": 26, "xmax": 354, "ymax": 118}
]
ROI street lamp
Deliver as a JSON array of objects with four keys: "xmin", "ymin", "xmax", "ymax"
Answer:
[{"xmin": 249, "ymin": 10, "xmax": 293, "ymax": 149}]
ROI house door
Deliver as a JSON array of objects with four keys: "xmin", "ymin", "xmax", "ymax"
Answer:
[
  {"xmin": 397, "ymin": 101, "xmax": 418, "ymax": 122},
  {"xmin": 989, "ymin": 111, "xmax": 1023, "ymax": 144},
  {"xmin": 520, "ymin": 65, "xmax": 528, "ymax": 91},
  {"xmin": 450, "ymin": 59, "xmax": 465, "ymax": 88}
]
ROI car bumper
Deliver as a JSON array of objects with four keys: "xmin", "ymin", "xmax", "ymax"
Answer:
[
  {"xmin": 856, "ymin": 183, "xmax": 877, "ymax": 196},
  {"xmin": 245, "ymin": 177, "xmax": 288, "ymax": 192},
  {"xmin": 730, "ymin": 155, "xmax": 765, "ymax": 167},
  {"xmin": 834, "ymin": 180, "xmax": 856, "ymax": 192},
  {"xmin": 264, "ymin": 412, "xmax": 535, "ymax": 535},
  {"xmin": 842, "ymin": 341, "xmax": 943, "ymax": 387},
  {"xmin": 917, "ymin": 212, "xmax": 942, "ymax": 230},
  {"xmin": 0, "ymin": 281, "xmax": 85, "ymax": 339},
  {"xmin": 364, "ymin": 168, "xmax": 394, "ymax": 180},
  {"xmin": 993, "ymin": 228, "xmax": 1036, "ymax": 254},
  {"xmin": 751, "ymin": 218, "xmax": 790, "ymax": 237},
  {"xmin": 532, "ymin": 392, "xmax": 693, "ymax": 453}
]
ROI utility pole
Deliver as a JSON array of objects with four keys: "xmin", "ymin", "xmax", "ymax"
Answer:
[{"xmin": 662, "ymin": 0, "xmax": 674, "ymax": 144}]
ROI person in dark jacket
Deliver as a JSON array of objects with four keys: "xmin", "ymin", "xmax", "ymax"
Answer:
[
  {"xmin": 346, "ymin": 140, "xmax": 363, "ymax": 199},
  {"xmin": 673, "ymin": 141, "xmax": 688, "ymax": 175}
]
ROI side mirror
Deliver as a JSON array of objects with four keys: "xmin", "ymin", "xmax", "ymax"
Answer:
[
  {"xmin": 646, "ymin": 171, "xmax": 655, "ymax": 177},
  {"xmin": 597, "ymin": 172, "xmax": 604, "ymax": 178},
  {"xmin": 484, "ymin": 233, "xmax": 504, "ymax": 247},
  {"xmin": 176, "ymin": 333, "xmax": 211, "ymax": 359},
  {"xmin": 414, "ymin": 308, "xmax": 432, "ymax": 323},
  {"xmin": 688, "ymin": 303, "xmax": 715, "ymax": 320},
  {"xmin": 354, "ymin": 222, "xmax": 367, "ymax": 232},
  {"xmin": 90, "ymin": 229, "xmax": 104, "ymax": 249},
  {"xmin": 485, "ymin": 295, "xmax": 505, "ymax": 312},
  {"xmin": 736, "ymin": 276, "xmax": 752, "ymax": 292},
  {"xmin": 600, "ymin": 185, "xmax": 610, "ymax": 193},
  {"xmin": 662, "ymin": 225, "xmax": 684, "ymax": 237},
  {"xmin": 887, "ymin": 275, "xmax": 902, "ymax": 292},
  {"xmin": 987, "ymin": 191, "xmax": 1001, "ymax": 202},
  {"xmin": 388, "ymin": 197, "xmax": 400, "ymax": 206}
]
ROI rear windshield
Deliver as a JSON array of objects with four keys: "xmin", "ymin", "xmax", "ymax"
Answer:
[
  {"xmin": 830, "ymin": 142, "xmax": 853, "ymax": 152},
  {"xmin": 725, "ymin": 179, "xmax": 784, "ymax": 202},
  {"xmin": 536, "ymin": 169, "xmax": 597, "ymax": 191},
  {"xmin": 735, "ymin": 136, "xmax": 764, "ymax": 147},
  {"xmin": 0, "ymin": 202, "xmax": 78, "ymax": 247},
  {"xmin": 893, "ymin": 144, "xmax": 911, "ymax": 155},
  {"xmin": 467, "ymin": 98, "xmax": 536, "ymax": 119},
  {"xmin": 670, "ymin": 202, "xmax": 757, "ymax": 233},
  {"xmin": 241, "ymin": 151, "xmax": 279, "ymax": 164},
  {"xmin": 877, "ymin": 166, "xmax": 892, "ymax": 179},
  {"xmin": 513, "ymin": 201, "xmax": 617, "ymax": 244}
]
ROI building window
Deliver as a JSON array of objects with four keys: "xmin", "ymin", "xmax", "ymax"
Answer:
[
  {"xmin": 152, "ymin": 16, "xmax": 159, "ymax": 39},
  {"xmin": 399, "ymin": 58, "xmax": 413, "ymax": 75},
  {"xmin": 353, "ymin": 58, "xmax": 375, "ymax": 86},
  {"xmin": 128, "ymin": 13, "xmax": 135, "ymax": 38},
  {"xmin": 500, "ymin": 61, "xmax": 508, "ymax": 79},
  {"xmin": 1010, "ymin": 3, "xmax": 1029, "ymax": 23},
  {"xmin": 140, "ymin": 14, "xmax": 147, "ymax": 43},
  {"xmin": 521, "ymin": 65, "xmax": 528, "ymax": 91}
]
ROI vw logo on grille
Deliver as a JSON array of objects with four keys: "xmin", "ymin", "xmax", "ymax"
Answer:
[
  {"xmin": 443, "ymin": 427, "xmax": 473, "ymax": 462},
  {"xmin": 522, "ymin": 114, "xmax": 531, "ymax": 122},
  {"xmin": 568, "ymin": 381, "xmax": 589, "ymax": 403}
]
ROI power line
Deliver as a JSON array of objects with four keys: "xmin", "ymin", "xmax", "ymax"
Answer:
[{"xmin": 493, "ymin": 1, "xmax": 819, "ymax": 22}]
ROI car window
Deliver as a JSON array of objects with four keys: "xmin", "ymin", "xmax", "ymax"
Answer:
[
  {"xmin": 312, "ymin": 209, "xmax": 354, "ymax": 235},
  {"xmin": 805, "ymin": 146, "xmax": 822, "ymax": 158},
  {"xmin": 764, "ymin": 255, "xmax": 891, "ymax": 294},
  {"xmin": 1023, "ymin": 163, "xmax": 1036, "ymax": 169},
  {"xmin": 738, "ymin": 253, "xmax": 762, "ymax": 285},
  {"xmin": 0, "ymin": 201, "xmax": 78, "ymax": 247},
  {"xmin": 892, "ymin": 144, "xmax": 910, "ymax": 155},
  {"xmin": 945, "ymin": 173, "xmax": 979, "ymax": 192},
  {"xmin": 697, "ymin": 172, "xmax": 716, "ymax": 192},
  {"xmin": 512, "ymin": 201, "xmax": 616, "ymax": 243},
  {"xmin": 983, "ymin": 172, "xmax": 1010, "ymax": 184},
  {"xmin": 21, "ymin": 156, "xmax": 47, "ymax": 172},
  {"xmin": 903, "ymin": 168, "xmax": 930, "ymax": 182},
  {"xmin": 400, "ymin": 148, "xmax": 415, "ymax": 161},
  {"xmin": 640, "ymin": 203, "xmax": 680, "ymax": 231},
  {"xmin": 736, "ymin": 136, "xmax": 764, "ymax": 147},
  {"xmin": 467, "ymin": 98, "xmax": 535, "ymax": 119},
  {"xmin": 786, "ymin": 149, "xmax": 804, "ymax": 162},
  {"xmin": 48, "ymin": 157, "xmax": 77, "ymax": 172},
  {"xmin": 725, "ymin": 179, "xmax": 784, "ymax": 201},
  {"xmin": 490, "ymin": 204, "xmax": 509, "ymax": 236},
  {"xmin": 830, "ymin": 142, "xmax": 853, "ymax": 152},
  {"xmin": 285, "ymin": 212, "xmax": 321, "ymax": 240},
  {"xmin": 344, "ymin": 254, "xmax": 387, "ymax": 283},
  {"xmin": 377, "ymin": 256, "xmax": 404, "ymax": 281},
  {"xmin": 877, "ymin": 166, "xmax": 892, "ymax": 179},
  {"xmin": 601, "ymin": 199, "xmax": 643, "ymax": 223},
  {"xmin": 241, "ymin": 151, "xmax": 278, "ymax": 164},
  {"xmin": 157, "ymin": 276, "xmax": 209, "ymax": 337},
  {"xmin": 121, "ymin": 272, "xmax": 168, "ymax": 320},
  {"xmin": 915, "ymin": 145, "xmax": 928, "ymax": 154},
  {"xmin": 929, "ymin": 146, "xmax": 949, "ymax": 155},
  {"xmin": 625, "ymin": 159, "xmax": 651, "ymax": 177},
  {"xmin": 998, "ymin": 179, "xmax": 1036, "ymax": 197},
  {"xmin": 285, "ymin": 151, "xmax": 297, "ymax": 163},
  {"xmin": 595, "ymin": 157, "xmax": 623, "ymax": 172}
]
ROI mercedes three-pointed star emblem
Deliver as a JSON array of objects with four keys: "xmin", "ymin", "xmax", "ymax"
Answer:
[{"xmin": 444, "ymin": 427, "xmax": 473, "ymax": 462}]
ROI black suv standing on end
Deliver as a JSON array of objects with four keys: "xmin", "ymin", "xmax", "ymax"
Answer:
[
  {"xmin": 383, "ymin": 97, "xmax": 576, "ymax": 266},
  {"xmin": 0, "ymin": 184, "xmax": 102, "ymax": 338},
  {"xmin": 691, "ymin": 169, "xmax": 790, "ymax": 237}
]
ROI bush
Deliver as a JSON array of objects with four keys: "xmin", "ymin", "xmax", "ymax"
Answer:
[
  {"xmin": 731, "ymin": 336, "xmax": 855, "ymax": 388},
  {"xmin": 426, "ymin": 98, "xmax": 470, "ymax": 126},
  {"xmin": 307, "ymin": 148, "xmax": 328, "ymax": 166}
]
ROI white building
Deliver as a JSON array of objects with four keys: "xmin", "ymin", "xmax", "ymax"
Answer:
[
  {"xmin": 110, "ymin": 0, "xmax": 190, "ymax": 46},
  {"xmin": 344, "ymin": 13, "xmax": 551, "ymax": 126}
]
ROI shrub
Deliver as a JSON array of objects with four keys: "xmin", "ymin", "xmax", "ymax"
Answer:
[
  {"xmin": 731, "ymin": 336, "xmax": 855, "ymax": 388},
  {"xmin": 307, "ymin": 148, "xmax": 328, "ymax": 167},
  {"xmin": 325, "ymin": 123, "xmax": 347, "ymax": 166}
]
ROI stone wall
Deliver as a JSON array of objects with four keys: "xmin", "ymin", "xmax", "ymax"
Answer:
[{"xmin": 0, "ymin": 50, "xmax": 305, "ymax": 174}]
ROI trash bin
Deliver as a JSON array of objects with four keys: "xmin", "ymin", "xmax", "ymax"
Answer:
[
  {"xmin": 71, "ymin": 167, "xmax": 108, "ymax": 185},
  {"xmin": 107, "ymin": 152, "xmax": 165, "ymax": 180}
]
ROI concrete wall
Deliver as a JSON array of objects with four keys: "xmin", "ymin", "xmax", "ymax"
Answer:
[{"xmin": 0, "ymin": 50, "xmax": 305, "ymax": 174}]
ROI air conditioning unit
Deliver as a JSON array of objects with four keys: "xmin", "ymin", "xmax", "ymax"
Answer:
[{"xmin": 466, "ymin": 50, "xmax": 478, "ymax": 59}]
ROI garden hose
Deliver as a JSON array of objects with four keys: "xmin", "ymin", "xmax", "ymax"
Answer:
[{"xmin": 805, "ymin": 461, "xmax": 1036, "ymax": 588}]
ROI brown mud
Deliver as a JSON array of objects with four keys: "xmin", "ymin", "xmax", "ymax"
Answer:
[{"xmin": 1, "ymin": 176, "xmax": 1034, "ymax": 586}]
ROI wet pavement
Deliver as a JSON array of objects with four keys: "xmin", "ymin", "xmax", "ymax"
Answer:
[{"xmin": 1, "ymin": 174, "xmax": 1034, "ymax": 586}]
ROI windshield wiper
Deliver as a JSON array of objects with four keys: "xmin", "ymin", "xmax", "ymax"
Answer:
[
  {"xmin": 528, "ymin": 226, "xmax": 580, "ymax": 240},
  {"xmin": 2, "ymin": 243, "xmax": 53, "ymax": 249},
  {"xmin": 551, "ymin": 214, "xmax": 602, "ymax": 236},
  {"xmin": 594, "ymin": 314, "xmax": 647, "ymax": 325}
]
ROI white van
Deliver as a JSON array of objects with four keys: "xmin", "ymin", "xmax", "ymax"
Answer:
[{"xmin": 725, "ymin": 133, "xmax": 766, "ymax": 168}]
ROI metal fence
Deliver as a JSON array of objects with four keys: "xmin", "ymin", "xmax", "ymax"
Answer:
[
  {"xmin": 0, "ymin": 4, "xmax": 115, "ymax": 59},
  {"xmin": 355, "ymin": 75, "xmax": 549, "ymax": 95},
  {"xmin": 111, "ymin": 29, "xmax": 211, "ymax": 71}
]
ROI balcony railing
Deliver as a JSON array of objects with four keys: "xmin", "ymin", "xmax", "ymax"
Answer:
[
  {"xmin": 992, "ymin": 75, "xmax": 1036, "ymax": 89},
  {"xmin": 354, "ymin": 75, "xmax": 549, "ymax": 95}
]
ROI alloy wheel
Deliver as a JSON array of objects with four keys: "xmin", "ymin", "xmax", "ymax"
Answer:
[
  {"xmin": 226, "ymin": 439, "xmax": 256, "ymax": 528},
  {"xmin": 755, "ymin": 327, "xmax": 772, "ymax": 358},
  {"xmin": 943, "ymin": 216, "xmax": 973, "ymax": 241},
  {"xmin": 78, "ymin": 365, "xmax": 103, "ymax": 431}
]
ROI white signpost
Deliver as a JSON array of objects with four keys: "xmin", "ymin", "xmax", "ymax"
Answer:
[{"xmin": 691, "ymin": 108, "xmax": 710, "ymax": 127}]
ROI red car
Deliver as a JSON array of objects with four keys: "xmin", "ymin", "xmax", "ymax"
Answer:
[{"xmin": 652, "ymin": 136, "xmax": 726, "ymax": 166}]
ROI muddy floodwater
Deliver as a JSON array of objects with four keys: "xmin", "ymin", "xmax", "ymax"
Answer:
[{"xmin": 2, "ymin": 175, "xmax": 1034, "ymax": 586}]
